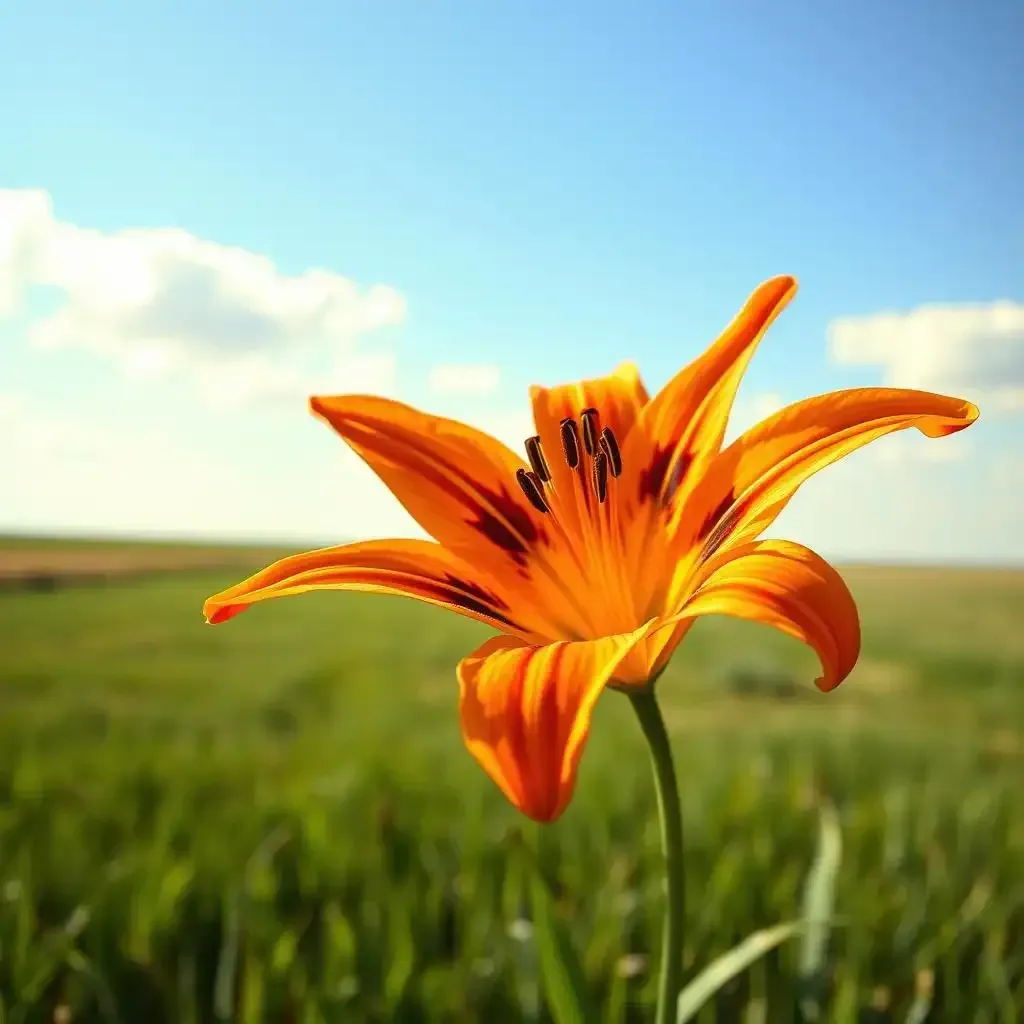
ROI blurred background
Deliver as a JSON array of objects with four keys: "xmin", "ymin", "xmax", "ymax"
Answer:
[{"xmin": 1, "ymin": 0, "xmax": 1021, "ymax": 1021}]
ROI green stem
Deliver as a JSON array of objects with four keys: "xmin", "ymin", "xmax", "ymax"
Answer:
[{"xmin": 629, "ymin": 690, "xmax": 685, "ymax": 1024}]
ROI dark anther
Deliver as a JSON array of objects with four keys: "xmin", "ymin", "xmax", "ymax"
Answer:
[
  {"xmin": 516, "ymin": 468, "xmax": 550, "ymax": 513},
  {"xmin": 559, "ymin": 418, "xmax": 582, "ymax": 469},
  {"xmin": 524, "ymin": 435, "xmax": 551, "ymax": 483},
  {"xmin": 580, "ymin": 408, "xmax": 600, "ymax": 456},
  {"xmin": 599, "ymin": 427, "xmax": 622, "ymax": 477},
  {"xmin": 592, "ymin": 451, "xmax": 609, "ymax": 503}
]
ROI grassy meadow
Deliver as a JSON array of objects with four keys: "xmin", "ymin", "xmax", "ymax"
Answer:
[{"xmin": 0, "ymin": 538, "xmax": 1022, "ymax": 1022}]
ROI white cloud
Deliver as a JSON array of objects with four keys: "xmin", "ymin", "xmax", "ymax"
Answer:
[
  {"xmin": 0, "ymin": 387, "xmax": 532, "ymax": 543},
  {"xmin": 194, "ymin": 355, "xmax": 312, "ymax": 411},
  {"xmin": 0, "ymin": 398, "xmax": 221, "ymax": 534},
  {"xmin": 0, "ymin": 394, "xmax": 23, "ymax": 420},
  {"xmin": 0, "ymin": 393, "xmax": 406, "ymax": 540},
  {"xmin": 427, "ymin": 363, "xmax": 501, "ymax": 396},
  {"xmin": 0, "ymin": 191, "xmax": 48, "ymax": 315},
  {"xmin": 992, "ymin": 453, "xmax": 1024, "ymax": 489},
  {"xmin": 328, "ymin": 352, "xmax": 398, "ymax": 398},
  {"xmin": 0, "ymin": 189, "xmax": 405, "ymax": 406},
  {"xmin": 829, "ymin": 301, "xmax": 1024, "ymax": 413},
  {"xmin": 195, "ymin": 351, "xmax": 399, "ymax": 412}
]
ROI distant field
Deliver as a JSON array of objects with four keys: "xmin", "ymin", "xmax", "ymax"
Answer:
[
  {"xmin": 1, "ymin": 537, "xmax": 1022, "ymax": 1022},
  {"xmin": 0, "ymin": 534, "xmax": 296, "ymax": 585}
]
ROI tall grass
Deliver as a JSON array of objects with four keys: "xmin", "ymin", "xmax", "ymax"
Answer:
[{"xmin": 1, "ymin": 556, "xmax": 1022, "ymax": 1021}]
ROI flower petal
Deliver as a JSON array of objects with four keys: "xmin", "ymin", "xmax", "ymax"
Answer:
[
  {"xmin": 203, "ymin": 538, "xmax": 541, "ymax": 640},
  {"xmin": 457, "ymin": 623, "xmax": 658, "ymax": 822},
  {"xmin": 529, "ymin": 361, "xmax": 651, "ymax": 458},
  {"xmin": 611, "ymin": 277, "xmax": 797, "ymax": 622},
  {"xmin": 674, "ymin": 540, "xmax": 860, "ymax": 692},
  {"xmin": 525, "ymin": 364, "xmax": 654, "ymax": 627},
  {"xmin": 310, "ymin": 395, "xmax": 544, "ymax": 578},
  {"xmin": 527, "ymin": 362, "xmax": 650, "ymax": 531},
  {"xmin": 671, "ymin": 387, "xmax": 979, "ymax": 580},
  {"xmin": 310, "ymin": 395, "xmax": 606, "ymax": 640},
  {"xmin": 627, "ymin": 276, "xmax": 797, "ymax": 508}
]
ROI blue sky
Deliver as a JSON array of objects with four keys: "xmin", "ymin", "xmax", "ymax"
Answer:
[{"xmin": 1, "ymin": 0, "xmax": 1021, "ymax": 561}]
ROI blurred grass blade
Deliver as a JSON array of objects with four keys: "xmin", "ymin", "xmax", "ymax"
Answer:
[
  {"xmin": 213, "ymin": 886, "xmax": 241, "ymax": 1022},
  {"xmin": 384, "ymin": 890, "xmax": 416, "ymax": 1012},
  {"xmin": 65, "ymin": 950, "xmax": 121, "ymax": 1024},
  {"xmin": 904, "ymin": 969, "xmax": 934, "ymax": 1024},
  {"xmin": 675, "ymin": 921, "xmax": 804, "ymax": 1023},
  {"xmin": 798, "ymin": 799, "xmax": 842, "ymax": 1020},
  {"xmin": 529, "ymin": 868, "xmax": 598, "ymax": 1024}
]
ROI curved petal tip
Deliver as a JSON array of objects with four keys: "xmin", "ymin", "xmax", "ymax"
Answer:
[
  {"xmin": 203, "ymin": 601, "xmax": 246, "ymax": 625},
  {"xmin": 923, "ymin": 396, "xmax": 979, "ymax": 436}
]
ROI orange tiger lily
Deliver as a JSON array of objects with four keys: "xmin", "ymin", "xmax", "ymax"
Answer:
[{"xmin": 203, "ymin": 276, "xmax": 977, "ymax": 823}]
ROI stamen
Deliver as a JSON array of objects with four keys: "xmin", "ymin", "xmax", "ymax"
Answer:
[
  {"xmin": 560, "ymin": 418, "xmax": 582, "ymax": 469},
  {"xmin": 592, "ymin": 451, "xmax": 609, "ymax": 503},
  {"xmin": 524, "ymin": 435, "xmax": 551, "ymax": 483},
  {"xmin": 516, "ymin": 468, "xmax": 550, "ymax": 513},
  {"xmin": 599, "ymin": 427, "xmax": 622, "ymax": 477},
  {"xmin": 580, "ymin": 408, "xmax": 600, "ymax": 456}
]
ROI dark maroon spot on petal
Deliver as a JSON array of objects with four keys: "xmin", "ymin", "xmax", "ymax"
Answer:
[
  {"xmin": 413, "ymin": 574, "xmax": 523, "ymax": 631},
  {"xmin": 638, "ymin": 445, "xmax": 680, "ymax": 503},
  {"xmin": 698, "ymin": 491, "xmax": 749, "ymax": 561},
  {"xmin": 340, "ymin": 419, "xmax": 546, "ymax": 568},
  {"xmin": 440, "ymin": 573, "xmax": 511, "ymax": 610},
  {"xmin": 425, "ymin": 468, "xmax": 539, "ymax": 565},
  {"xmin": 469, "ymin": 482, "xmax": 546, "ymax": 568},
  {"xmin": 698, "ymin": 491, "xmax": 736, "ymax": 540},
  {"xmin": 580, "ymin": 408, "xmax": 600, "ymax": 456},
  {"xmin": 664, "ymin": 452, "xmax": 689, "ymax": 503},
  {"xmin": 560, "ymin": 418, "xmax": 581, "ymax": 469}
]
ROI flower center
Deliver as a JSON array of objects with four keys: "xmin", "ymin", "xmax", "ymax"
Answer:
[
  {"xmin": 510, "ymin": 409, "xmax": 643, "ymax": 640},
  {"xmin": 514, "ymin": 409, "xmax": 623, "ymax": 516}
]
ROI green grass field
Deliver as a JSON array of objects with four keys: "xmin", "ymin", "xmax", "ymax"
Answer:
[{"xmin": 0, "ymin": 540, "xmax": 1022, "ymax": 1022}]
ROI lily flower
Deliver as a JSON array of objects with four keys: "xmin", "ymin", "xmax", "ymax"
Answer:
[{"xmin": 203, "ymin": 276, "xmax": 977, "ymax": 823}]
